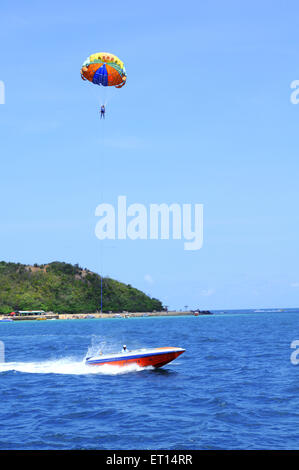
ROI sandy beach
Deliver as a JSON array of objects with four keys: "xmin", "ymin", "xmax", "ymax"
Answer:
[
  {"xmin": 2, "ymin": 311, "xmax": 197, "ymax": 321},
  {"xmin": 0, "ymin": 311, "xmax": 203, "ymax": 321}
]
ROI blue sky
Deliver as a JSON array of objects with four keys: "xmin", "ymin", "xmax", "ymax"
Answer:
[{"xmin": 0, "ymin": 0, "xmax": 299, "ymax": 310}]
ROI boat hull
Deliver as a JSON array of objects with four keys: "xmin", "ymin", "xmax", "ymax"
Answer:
[{"xmin": 86, "ymin": 347, "xmax": 185, "ymax": 368}]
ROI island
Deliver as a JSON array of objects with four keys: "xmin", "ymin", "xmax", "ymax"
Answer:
[
  {"xmin": 0, "ymin": 261, "xmax": 212, "ymax": 320},
  {"xmin": 0, "ymin": 261, "xmax": 163, "ymax": 315}
]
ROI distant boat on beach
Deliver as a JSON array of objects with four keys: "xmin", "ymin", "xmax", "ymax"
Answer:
[{"xmin": 192, "ymin": 309, "xmax": 213, "ymax": 316}]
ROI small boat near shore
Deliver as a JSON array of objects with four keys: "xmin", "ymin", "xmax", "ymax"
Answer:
[
  {"xmin": 193, "ymin": 309, "xmax": 212, "ymax": 316},
  {"xmin": 85, "ymin": 346, "xmax": 185, "ymax": 368}
]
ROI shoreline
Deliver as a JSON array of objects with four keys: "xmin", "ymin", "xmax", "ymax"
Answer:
[{"xmin": 0, "ymin": 311, "xmax": 212, "ymax": 321}]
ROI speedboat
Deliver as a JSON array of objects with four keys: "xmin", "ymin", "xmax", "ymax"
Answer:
[{"xmin": 85, "ymin": 346, "xmax": 185, "ymax": 368}]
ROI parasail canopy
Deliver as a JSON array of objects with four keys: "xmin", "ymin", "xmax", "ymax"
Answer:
[{"xmin": 80, "ymin": 52, "xmax": 127, "ymax": 88}]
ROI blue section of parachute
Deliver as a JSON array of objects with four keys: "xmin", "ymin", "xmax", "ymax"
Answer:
[{"xmin": 92, "ymin": 64, "xmax": 108, "ymax": 86}]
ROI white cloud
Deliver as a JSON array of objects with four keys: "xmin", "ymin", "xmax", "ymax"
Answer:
[
  {"xmin": 291, "ymin": 282, "xmax": 299, "ymax": 288},
  {"xmin": 144, "ymin": 274, "xmax": 154, "ymax": 284},
  {"xmin": 199, "ymin": 288, "xmax": 215, "ymax": 297}
]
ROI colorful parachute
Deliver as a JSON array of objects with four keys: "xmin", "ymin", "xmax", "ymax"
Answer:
[{"xmin": 80, "ymin": 52, "xmax": 127, "ymax": 88}]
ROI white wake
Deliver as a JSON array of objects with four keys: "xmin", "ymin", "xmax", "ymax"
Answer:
[{"xmin": 0, "ymin": 357, "xmax": 152, "ymax": 376}]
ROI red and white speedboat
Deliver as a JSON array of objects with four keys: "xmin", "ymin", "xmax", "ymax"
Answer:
[{"xmin": 85, "ymin": 346, "xmax": 185, "ymax": 369}]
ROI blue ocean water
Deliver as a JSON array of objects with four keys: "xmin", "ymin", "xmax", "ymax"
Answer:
[{"xmin": 0, "ymin": 310, "xmax": 299, "ymax": 450}]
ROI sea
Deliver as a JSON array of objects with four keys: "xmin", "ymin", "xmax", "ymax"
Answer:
[{"xmin": 0, "ymin": 309, "xmax": 298, "ymax": 450}]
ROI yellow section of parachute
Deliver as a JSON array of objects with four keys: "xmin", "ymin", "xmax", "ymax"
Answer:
[{"xmin": 89, "ymin": 52, "xmax": 125, "ymax": 70}]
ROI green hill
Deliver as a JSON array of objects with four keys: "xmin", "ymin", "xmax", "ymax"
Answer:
[{"xmin": 0, "ymin": 261, "xmax": 163, "ymax": 314}]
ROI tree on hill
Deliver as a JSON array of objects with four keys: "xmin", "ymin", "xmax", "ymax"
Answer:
[{"xmin": 0, "ymin": 261, "xmax": 163, "ymax": 314}]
